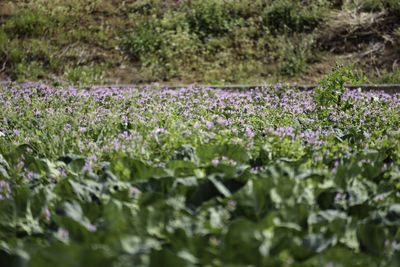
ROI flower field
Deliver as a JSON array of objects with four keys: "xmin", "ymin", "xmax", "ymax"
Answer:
[{"xmin": 1, "ymin": 79, "xmax": 400, "ymax": 266}]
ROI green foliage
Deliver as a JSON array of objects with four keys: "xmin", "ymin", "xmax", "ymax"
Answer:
[
  {"xmin": 183, "ymin": 0, "xmax": 231, "ymax": 40},
  {"xmin": 0, "ymin": 81, "xmax": 400, "ymax": 265},
  {"xmin": 123, "ymin": 17, "xmax": 162, "ymax": 61},
  {"xmin": 0, "ymin": 0, "xmax": 399, "ymax": 84},
  {"xmin": 314, "ymin": 64, "xmax": 368, "ymax": 109},
  {"xmin": 262, "ymin": 0, "xmax": 328, "ymax": 35},
  {"xmin": 355, "ymin": 0, "xmax": 400, "ymax": 15},
  {"xmin": 377, "ymin": 70, "xmax": 400, "ymax": 84},
  {"xmin": 124, "ymin": 12, "xmax": 200, "ymax": 80},
  {"xmin": 120, "ymin": 0, "xmax": 335, "ymax": 82},
  {"xmin": 64, "ymin": 65, "xmax": 105, "ymax": 85},
  {"xmin": 279, "ymin": 35, "xmax": 314, "ymax": 77},
  {"xmin": 4, "ymin": 10, "xmax": 53, "ymax": 38},
  {"xmin": 0, "ymin": 36, "xmax": 62, "ymax": 81}
]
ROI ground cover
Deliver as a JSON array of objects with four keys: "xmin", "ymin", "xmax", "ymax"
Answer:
[
  {"xmin": 0, "ymin": 72, "xmax": 400, "ymax": 265},
  {"xmin": 1, "ymin": 0, "xmax": 400, "ymax": 84}
]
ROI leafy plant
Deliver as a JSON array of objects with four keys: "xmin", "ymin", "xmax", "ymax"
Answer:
[
  {"xmin": 183, "ymin": 0, "xmax": 231, "ymax": 40},
  {"xmin": 376, "ymin": 69, "xmax": 400, "ymax": 84},
  {"xmin": 0, "ymin": 81, "xmax": 400, "ymax": 266},
  {"xmin": 314, "ymin": 64, "xmax": 369, "ymax": 110},
  {"xmin": 4, "ymin": 10, "xmax": 54, "ymax": 38},
  {"xmin": 64, "ymin": 65, "xmax": 105, "ymax": 85},
  {"xmin": 262, "ymin": 0, "xmax": 328, "ymax": 35}
]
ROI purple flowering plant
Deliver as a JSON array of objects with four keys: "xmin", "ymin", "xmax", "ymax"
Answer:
[{"xmin": 0, "ymin": 74, "xmax": 399, "ymax": 265}]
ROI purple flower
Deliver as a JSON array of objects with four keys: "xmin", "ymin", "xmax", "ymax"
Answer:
[
  {"xmin": 0, "ymin": 181, "xmax": 11, "ymax": 200},
  {"xmin": 59, "ymin": 168, "xmax": 67, "ymax": 177},
  {"xmin": 17, "ymin": 160, "xmax": 24, "ymax": 169},
  {"xmin": 381, "ymin": 163, "xmax": 387, "ymax": 171},
  {"xmin": 130, "ymin": 186, "xmax": 141, "ymax": 195},
  {"xmin": 63, "ymin": 124, "xmax": 71, "ymax": 132},
  {"xmin": 82, "ymin": 162, "xmax": 92, "ymax": 173},
  {"xmin": 44, "ymin": 208, "xmax": 51, "ymax": 222},
  {"xmin": 57, "ymin": 228, "xmax": 69, "ymax": 240},
  {"xmin": 87, "ymin": 223, "xmax": 97, "ymax": 232},
  {"xmin": 211, "ymin": 158, "xmax": 219, "ymax": 165},
  {"xmin": 334, "ymin": 192, "xmax": 346, "ymax": 201},
  {"xmin": 27, "ymin": 171, "xmax": 35, "ymax": 179}
]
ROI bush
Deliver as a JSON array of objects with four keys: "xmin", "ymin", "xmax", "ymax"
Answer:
[
  {"xmin": 356, "ymin": 0, "xmax": 400, "ymax": 15},
  {"xmin": 376, "ymin": 70, "xmax": 400, "ymax": 84},
  {"xmin": 123, "ymin": 17, "xmax": 162, "ymax": 61},
  {"xmin": 183, "ymin": 0, "xmax": 231, "ymax": 40},
  {"xmin": 262, "ymin": 0, "xmax": 327, "ymax": 35},
  {"xmin": 278, "ymin": 35, "xmax": 314, "ymax": 77},
  {"xmin": 64, "ymin": 65, "xmax": 104, "ymax": 85},
  {"xmin": 123, "ymin": 12, "xmax": 199, "ymax": 80},
  {"xmin": 4, "ymin": 10, "xmax": 53, "ymax": 38},
  {"xmin": 314, "ymin": 64, "xmax": 368, "ymax": 110},
  {"xmin": 0, "ymin": 31, "xmax": 8, "ymax": 67}
]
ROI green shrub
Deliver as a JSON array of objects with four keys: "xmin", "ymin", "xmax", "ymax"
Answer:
[
  {"xmin": 183, "ymin": 0, "xmax": 231, "ymax": 40},
  {"xmin": 262, "ymin": 0, "xmax": 327, "ymax": 35},
  {"xmin": 4, "ymin": 10, "xmax": 53, "ymax": 38},
  {"xmin": 224, "ymin": 0, "xmax": 266, "ymax": 19},
  {"xmin": 0, "ymin": 32, "xmax": 28, "ymax": 80},
  {"xmin": 0, "ymin": 30, "xmax": 7, "ymax": 63},
  {"xmin": 281, "ymin": 53, "xmax": 307, "ymax": 77},
  {"xmin": 127, "ymin": 0, "xmax": 169, "ymax": 15},
  {"xmin": 124, "ymin": 16, "xmax": 162, "ymax": 61},
  {"xmin": 278, "ymin": 35, "xmax": 314, "ymax": 77},
  {"xmin": 382, "ymin": 0, "xmax": 400, "ymax": 15},
  {"xmin": 8, "ymin": 43, "xmax": 25, "ymax": 66},
  {"xmin": 124, "ymin": 12, "xmax": 199, "ymax": 80},
  {"xmin": 355, "ymin": 0, "xmax": 400, "ymax": 15},
  {"xmin": 64, "ymin": 65, "xmax": 105, "ymax": 85},
  {"xmin": 314, "ymin": 64, "xmax": 368, "ymax": 110},
  {"xmin": 376, "ymin": 70, "xmax": 400, "ymax": 84}
]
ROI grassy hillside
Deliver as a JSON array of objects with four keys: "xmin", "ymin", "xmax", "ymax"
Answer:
[{"xmin": 0, "ymin": 0, "xmax": 399, "ymax": 85}]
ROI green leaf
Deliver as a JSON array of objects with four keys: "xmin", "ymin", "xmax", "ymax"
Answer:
[
  {"xmin": 220, "ymin": 218, "xmax": 267, "ymax": 265},
  {"xmin": 233, "ymin": 179, "xmax": 272, "ymax": 221},
  {"xmin": 356, "ymin": 223, "xmax": 386, "ymax": 256},
  {"xmin": 150, "ymin": 248, "xmax": 195, "ymax": 267}
]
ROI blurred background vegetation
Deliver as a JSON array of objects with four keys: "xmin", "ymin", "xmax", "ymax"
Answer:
[{"xmin": 0, "ymin": 0, "xmax": 399, "ymax": 85}]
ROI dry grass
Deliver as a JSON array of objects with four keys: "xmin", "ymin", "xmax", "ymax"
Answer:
[{"xmin": 318, "ymin": 9, "xmax": 395, "ymax": 52}]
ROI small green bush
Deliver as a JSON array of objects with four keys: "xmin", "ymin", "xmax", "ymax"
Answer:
[
  {"xmin": 356, "ymin": 0, "xmax": 400, "ymax": 15},
  {"xmin": 314, "ymin": 64, "xmax": 368, "ymax": 109},
  {"xmin": 8, "ymin": 44, "xmax": 25, "ymax": 66},
  {"xmin": 262, "ymin": 0, "xmax": 327, "ymax": 35},
  {"xmin": 124, "ymin": 17, "xmax": 162, "ymax": 60},
  {"xmin": 278, "ymin": 35, "xmax": 314, "ymax": 77},
  {"xmin": 64, "ymin": 65, "xmax": 105, "ymax": 85},
  {"xmin": 124, "ymin": 12, "xmax": 200, "ymax": 80},
  {"xmin": 376, "ymin": 70, "xmax": 400, "ymax": 84},
  {"xmin": 0, "ymin": 32, "xmax": 28, "ymax": 80},
  {"xmin": 183, "ymin": 0, "xmax": 231, "ymax": 40},
  {"xmin": 4, "ymin": 10, "xmax": 53, "ymax": 38},
  {"xmin": 0, "ymin": 30, "xmax": 8, "ymax": 62}
]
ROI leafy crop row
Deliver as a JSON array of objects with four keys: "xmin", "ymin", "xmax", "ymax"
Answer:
[{"xmin": 0, "ymin": 75, "xmax": 400, "ymax": 266}]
